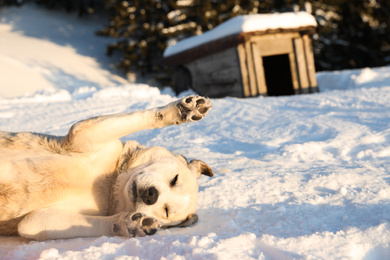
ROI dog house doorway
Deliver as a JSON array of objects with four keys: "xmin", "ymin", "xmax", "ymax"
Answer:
[{"xmin": 262, "ymin": 54, "xmax": 294, "ymax": 96}]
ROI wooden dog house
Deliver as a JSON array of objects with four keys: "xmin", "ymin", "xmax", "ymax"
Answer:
[{"xmin": 163, "ymin": 12, "xmax": 318, "ymax": 98}]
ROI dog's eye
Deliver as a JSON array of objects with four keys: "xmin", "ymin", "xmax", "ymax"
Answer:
[
  {"xmin": 165, "ymin": 206, "xmax": 169, "ymax": 218},
  {"xmin": 170, "ymin": 174, "xmax": 178, "ymax": 187}
]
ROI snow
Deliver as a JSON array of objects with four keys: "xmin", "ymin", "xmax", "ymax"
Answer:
[
  {"xmin": 1, "ymin": 4, "xmax": 390, "ymax": 260},
  {"xmin": 164, "ymin": 12, "xmax": 317, "ymax": 57},
  {"xmin": 0, "ymin": 4, "xmax": 128, "ymax": 98}
]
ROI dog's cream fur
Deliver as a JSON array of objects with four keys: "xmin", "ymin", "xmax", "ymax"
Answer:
[{"xmin": 0, "ymin": 95, "xmax": 213, "ymax": 240}]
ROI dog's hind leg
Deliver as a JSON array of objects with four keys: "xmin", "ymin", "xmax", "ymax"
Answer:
[{"xmin": 62, "ymin": 95, "xmax": 211, "ymax": 152}]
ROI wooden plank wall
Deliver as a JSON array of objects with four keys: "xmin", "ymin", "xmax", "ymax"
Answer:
[
  {"xmin": 186, "ymin": 47, "xmax": 244, "ymax": 97},
  {"xmin": 237, "ymin": 44, "xmax": 251, "ymax": 97},
  {"xmin": 303, "ymin": 35, "xmax": 318, "ymax": 92},
  {"xmin": 293, "ymin": 37, "xmax": 311, "ymax": 93}
]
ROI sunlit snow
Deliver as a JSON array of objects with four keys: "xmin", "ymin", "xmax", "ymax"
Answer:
[{"xmin": 1, "ymin": 4, "xmax": 390, "ymax": 260}]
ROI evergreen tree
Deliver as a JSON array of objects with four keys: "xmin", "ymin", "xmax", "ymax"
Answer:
[
  {"xmin": 304, "ymin": 0, "xmax": 390, "ymax": 70},
  {"xmin": 98, "ymin": 0, "xmax": 172, "ymax": 75},
  {"xmin": 99, "ymin": 0, "xmax": 390, "ymax": 78},
  {"xmin": 100, "ymin": 0, "xmax": 267, "ymax": 76},
  {"xmin": 164, "ymin": 0, "xmax": 262, "ymax": 40}
]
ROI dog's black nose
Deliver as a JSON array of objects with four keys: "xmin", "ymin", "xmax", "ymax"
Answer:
[{"xmin": 140, "ymin": 187, "xmax": 159, "ymax": 205}]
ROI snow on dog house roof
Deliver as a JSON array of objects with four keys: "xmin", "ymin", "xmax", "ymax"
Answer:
[{"xmin": 163, "ymin": 12, "xmax": 317, "ymax": 66}]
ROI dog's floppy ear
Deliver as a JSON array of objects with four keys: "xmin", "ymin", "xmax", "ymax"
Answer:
[
  {"xmin": 163, "ymin": 213, "xmax": 199, "ymax": 229},
  {"xmin": 188, "ymin": 159, "xmax": 213, "ymax": 178},
  {"xmin": 176, "ymin": 213, "xmax": 199, "ymax": 227}
]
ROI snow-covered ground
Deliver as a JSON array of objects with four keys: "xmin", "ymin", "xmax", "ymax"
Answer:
[
  {"xmin": 0, "ymin": 3, "xmax": 128, "ymax": 98},
  {"xmin": 1, "ymin": 4, "xmax": 390, "ymax": 260}
]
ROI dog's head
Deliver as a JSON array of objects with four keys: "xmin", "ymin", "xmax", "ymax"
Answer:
[{"xmin": 115, "ymin": 144, "xmax": 213, "ymax": 228}]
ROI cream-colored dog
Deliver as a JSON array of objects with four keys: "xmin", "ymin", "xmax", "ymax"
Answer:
[{"xmin": 0, "ymin": 95, "xmax": 213, "ymax": 241}]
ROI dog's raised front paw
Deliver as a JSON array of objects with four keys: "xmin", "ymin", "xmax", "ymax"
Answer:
[
  {"xmin": 156, "ymin": 95, "xmax": 211, "ymax": 126},
  {"xmin": 113, "ymin": 212, "xmax": 160, "ymax": 238},
  {"xmin": 177, "ymin": 95, "xmax": 212, "ymax": 123}
]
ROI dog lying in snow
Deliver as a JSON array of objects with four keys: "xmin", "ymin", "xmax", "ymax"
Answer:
[{"xmin": 0, "ymin": 95, "xmax": 213, "ymax": 240}]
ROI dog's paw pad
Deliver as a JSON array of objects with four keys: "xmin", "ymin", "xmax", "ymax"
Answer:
[
  {"xmin": 131, "ymin": 213, "xmax": 143, "ymax": 221},
  {"xmin": 141, "ymin": 217, "xmax": 159, "ymax": 235},
  {"xmin": 126, "ymin": 212, "xmax": 160, "ymax": 237},
  {"xmin": 178, "ymin": 95, "xmax": 211, "ymax": 122}
]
